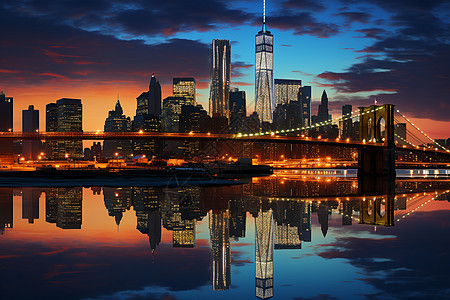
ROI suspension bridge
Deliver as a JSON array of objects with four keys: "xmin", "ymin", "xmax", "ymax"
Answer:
[{"xmin": 0, "ymin": 104, "xmax": 449, "ymax": 177}]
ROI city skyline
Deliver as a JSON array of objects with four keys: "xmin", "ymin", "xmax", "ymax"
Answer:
[{"xmin": 0, "ymin": 0, "xmax": 449, "ymax": 138}]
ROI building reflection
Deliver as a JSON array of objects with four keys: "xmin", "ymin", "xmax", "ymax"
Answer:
[
  {"xmin": 10, "ymin": 177, "xmax": 448, "ymax": 298},
  {"xmin": 209, "ymin": 209, "xmax": 231, "ymax": 291},
  {"xmin": 254, "ymin": 209, "xmax": 274, "ymax": 299},
  {"xmin": 22, "ymin": 188, "xmax": 41, "ymax": 224},
  {"xmin": 0, "ymin": 188, "xmax": 13, "ymax": 234},
  {"xmin": 44, "ymin": 188, "xmax": 82, "ymax": 229}
]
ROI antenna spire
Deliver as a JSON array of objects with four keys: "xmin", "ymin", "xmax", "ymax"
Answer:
[{"xmin": 263, "ymin": 0, "xmax": 266, "ymax": 24}]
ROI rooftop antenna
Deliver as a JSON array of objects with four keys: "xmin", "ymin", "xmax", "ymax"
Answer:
[
  {"xmin": 263, "ymin": 0, "xmax": 266, "ymax": 24},
  {"xmin": 262, "ymin": 0, "xmax": 266, "ymax": 31}
]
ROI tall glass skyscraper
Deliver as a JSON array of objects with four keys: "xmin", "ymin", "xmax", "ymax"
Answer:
[
  {"xmin": 255, "ymin": 16, "xmax": 274, "ymax": 123},
  {"xmin": 209, "ymin": 39, "xmax": 231, "ymax": 118}
]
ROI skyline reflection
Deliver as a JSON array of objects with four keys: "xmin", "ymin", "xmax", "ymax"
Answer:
[{"xmin": 0, "ymin": 177, "xmax": 449, "ymax": 299}]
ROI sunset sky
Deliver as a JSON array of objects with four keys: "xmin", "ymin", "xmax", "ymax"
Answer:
[{"xmin": 1, "ymin": 0, "xmax": 449, "ymax": 138}]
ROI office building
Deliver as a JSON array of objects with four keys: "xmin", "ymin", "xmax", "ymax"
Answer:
[
  {"xmin": 209, "ymin": 39, "xmax": 231, "ymax": 118},
  {"xmin": 133, "ymin": 74, "xmax": 162, "ymax": 156},
  {"xmin": 255, "ymin": 20, "xmax": 274, "ymax": 123},
  {"xmin": 22, "ymin": 105, "xmax": 41, "ymax": 160},
  {"xmin": 45, "ymin": 99, "xmax": 82, "ymax": 159},
  {"xmin": 136, "ymin": 74, "xmax": 162, "ymax": 117},
  {"xmin": 103, "ymin": 100, "xmax": 132, "ymax": 158},
  {"xmin": 299, "ymin": 86, "xmax": 311, "ymax": 127},
  {"xmin": 274, "ymin": 79, "xmax": 301, "ymax": 106},
  {"xmin": 229, "ymin": 88, "xmax": 246, "ymax": 118},
  {"xmin": 161, "ymin": 96, "xmax": 189, "ymax": 133},
  {"xmin": 0, "ymin": 91, "xmax": 13, "ymax": 132},
  {"xmin": 173, "ymin": 78, "xmax": 196, "ymax": 105},
  {"xmin": 179, "ymin": 104, "xmax": 207, "ymax": 156},
  {"xmin": 313, "ymin": 90, "xmax": 331, "ymax": 124},
  {"xmin": 0, "ymin": 92, "xmax": 13, "ymax": 156}
]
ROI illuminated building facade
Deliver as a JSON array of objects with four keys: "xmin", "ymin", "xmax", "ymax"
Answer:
[
  {"xmin": 274, "ymin": 79, "xmax": 301, "ymax": 106},
  {"xmin": 255, "ymin": 210, "xmax": 274, "ymax": 299},
  {"xmin": 209, "ymin": 39, "xmax": 231, "ymax": 118},
  {"xmin": 161, "ymin": 96, "xmax": 189, "ymax": 133},
  {"xmin": 299, "ymin": 86, "xmax": 311, "ymax": 127},
  {"xmin": 45, "ymin": 98, "xmax": 83, "ymax": 159},
  {"xmin": 255, "ymin": 22, "xmax": 274, "ymax": 123},
  {"xmin": 173, "ymin": 78, "xmax": 196, "ymax": 106}
]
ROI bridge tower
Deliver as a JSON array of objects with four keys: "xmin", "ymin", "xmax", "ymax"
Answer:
[
  {"xmin": 359, "ymin": 196, "xmax": 394, "ymax": 226},
  {"xmin": 358, "ymin": 104, "xmax": 396, "ymax": 194}
]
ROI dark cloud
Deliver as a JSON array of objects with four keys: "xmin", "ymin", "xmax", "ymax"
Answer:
[
  {"xmin": 2, "ymin": 0, "xmax": 254, "ymax": 39},
  {"xmin": 318, "ymin": 2, "xmax": 450, "ymax": 121},
  {"xmin": 0, "ymin": 12, "xmax": 210, "ymax": 87},
  {"xmin": 354, "ymin": 28, "xmax": 387, "ymax": 39},
  {"xmin": 334, "ymin": 11, "xmax": 372, "ymax": 24},
  {"xmin": 231, "ymin": 61, "xmax": 253, "ymax": 78},
  {"xmin": 0, "ymin": 241, "xmax": 211, "ymax": 300},
  {"xmin": 317, "ymin": 210, "xmax": 450, "ymax": 299},
  {"xmin": 262, "ymin": 13, "xmax": 340, "ymax": 38},
  {"xmin": 281, "ymin": 0, "xmax": 327, "ymax": 12}
]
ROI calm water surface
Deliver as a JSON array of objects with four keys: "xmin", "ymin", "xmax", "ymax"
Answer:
[{"xmin": 1, "ymin": 173, "xmax": 450, "ymax": 300}]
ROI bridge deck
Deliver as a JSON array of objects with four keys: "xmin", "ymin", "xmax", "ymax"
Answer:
[{"xmin": 0, "ymin": 131, "xmax": 448, "ymax": 155}]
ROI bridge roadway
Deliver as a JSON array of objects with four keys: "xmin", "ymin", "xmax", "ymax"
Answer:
[{"xmin": 0, "ymin": 131, "xmax": 449, "ymax": 156}]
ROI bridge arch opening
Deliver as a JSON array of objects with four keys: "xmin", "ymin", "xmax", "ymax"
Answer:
[
  {"xmin": 377, "ymin": 117, "xmax": 386, "ymax": 143},
  {"xmin": 367, "ymin": 118, "xmax": 373, "ymax": 141},
  {"xmin": 379, "ymin": 200, "xmax": 386, "ymax": 217}
]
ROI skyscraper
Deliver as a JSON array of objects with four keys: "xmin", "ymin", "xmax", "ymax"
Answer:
[
  {"xmin": 315, "ymin": 90, "xmax": 331, "ymax": 124},
  {"xmin": 299, "ymin": 86, "xmax": 311, "ymax": 127},
  {"xmin": 209, "ymin": 39, "xmax": 231, "ymax": 118},
  {"xmin": 136, "ymin": 74, "xmax": 162, "ymax": 117},
  {"xmin": 161, "ymin": 96, "xmax": 189, "ymax": 133},
  {"xmin": 229, "ymin": 88, "xmax": 246, "ymax": 118},
  {"xmin": 133, "ymin": 74, "xmax": 162, "ymax": 156},
  {"xmin": 274, "ymin": 79, "xmax": 301, "ymax": 106},
  {"xmin": 0, "ymin": 91, "xmax": 13, "ymax": 132},
  {"xmin": 58, "ymin": 98, "xmax": 83, "ymax": 158},
  {"xmin": 103, "ymin": 99, "xmax": 132, "ymax": 158},
  {"xmin": 22, "ymin": 105, "xmax": 41, "ymax": 160},
  {"xmin": 255, "ymin": 9, "xmax": 274, "ymax": 123},
  {"xmin": 45, "ymin": 99, "xmax": 82, "ymax": 159},
  {"xmin": 173, "ymin": 78, "xmax": 196, "ymax": 105},
  {"xmin": 0, "ymin": 92, "xmax": 13, "ymax": 156}
]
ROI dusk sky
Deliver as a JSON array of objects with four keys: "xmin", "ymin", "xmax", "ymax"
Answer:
[{"xmin": 1, "ymin": 0, "xmax": 449, "ymax": 138}]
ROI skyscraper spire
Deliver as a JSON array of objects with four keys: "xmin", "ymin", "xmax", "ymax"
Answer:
[
  {"xmin": 263, "ymin": 0, "xmax": 266, "ymax": 24},
  {"xmin": 262, "ymin": 0, "xmax": 267, "ymax": 31}
]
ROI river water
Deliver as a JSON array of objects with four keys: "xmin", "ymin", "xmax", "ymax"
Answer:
[{"xmin": 1, "ymin": 172, "xmax": 449, "ymax": 300}]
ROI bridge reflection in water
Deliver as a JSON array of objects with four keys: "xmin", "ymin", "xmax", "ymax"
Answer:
[{"xmin": 1, "ymin": 175, "xmax": 449, "ymax": 299}]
